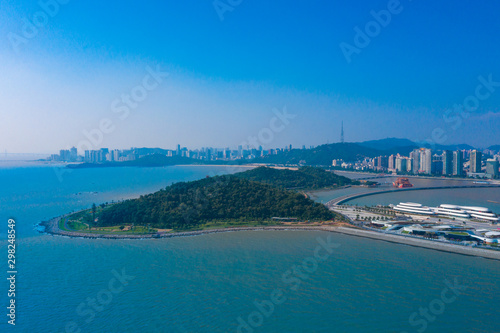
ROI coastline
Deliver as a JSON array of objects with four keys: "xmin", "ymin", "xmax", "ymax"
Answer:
[
  {"xmin": 39, "ymin": 216, "xmax": 340, "ymax": 240},
  {"xmin": 333, "ymin": 227, "xmax": 500, "ymax": 261},
  {"xmin": 39, "ymin": 216, "xmax": 500, "ymax": 260},
  {"xmin": 175, "ymin": 164, "xmax": 255, "ymax": 168}
]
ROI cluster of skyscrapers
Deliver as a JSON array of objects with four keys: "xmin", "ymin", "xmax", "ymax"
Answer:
[
  {"xmin": 49, "ymin": 147, "xmax": 79, "ymax": 162},
  {"xmin": 49, "ymin": 144, "xmax": 300, "ymax": 164},
  {"xmin": 334, "ymin": 148, "xmax": 500, "ymax": 179},
  {"xmin": 165, "ymin": 144, "xmax": 295, "ymax": 161}
]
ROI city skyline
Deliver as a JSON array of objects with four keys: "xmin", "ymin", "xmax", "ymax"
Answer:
[
  {"xmin": 50, "ymin": 141, "xmax": 500, "ymax": 178},
  {"xmin": 5, "ymin": 133, "xmax": 500, "ymax": 158}
]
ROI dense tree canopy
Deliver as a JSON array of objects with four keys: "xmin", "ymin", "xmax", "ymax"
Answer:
[
  {"xmin": 98, "ymin": 175, "xmax": 336, "ymax": 229},
  {"xmin": 235, "ymin": 166, "xmax": 353, "ymax": 189}
]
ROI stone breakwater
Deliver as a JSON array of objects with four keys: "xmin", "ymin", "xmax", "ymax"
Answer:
[
  {"xmin": 39, "ymin": 216, "xmax": 500, "ymax": 260},
  {"xmin": 38, "ymin": 216, "xmax": 339, "ymax": 240}
]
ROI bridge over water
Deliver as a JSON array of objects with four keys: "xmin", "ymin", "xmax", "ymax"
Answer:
[
  {"xmin": 354, "ymin": 175, "xmax": 393, "ymax": 180},
  {"xmin": 326, "ymin": 185, "xmax": 500, "ymax": 207}
]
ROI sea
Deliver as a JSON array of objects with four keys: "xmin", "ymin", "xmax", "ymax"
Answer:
[{"xmin": 0, "ymin": 162, "xmax": 499, "ymax": 333}]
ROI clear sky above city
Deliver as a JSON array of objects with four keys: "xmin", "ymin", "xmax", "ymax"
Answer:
[{"xmin": 1, "ymin": 0, "xmax": 500, "ymax": 154}]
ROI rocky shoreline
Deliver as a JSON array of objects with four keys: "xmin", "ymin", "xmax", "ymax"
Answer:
[{"xmin": 39, "ymin": 216, "xmax": 500, "ymax": 260}]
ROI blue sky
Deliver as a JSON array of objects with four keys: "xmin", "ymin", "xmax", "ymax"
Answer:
[{"xmin": 1, "ymin": 0, "xmax": 500, "ymax": 154}]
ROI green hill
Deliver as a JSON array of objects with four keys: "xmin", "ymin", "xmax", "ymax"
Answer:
[
  {"xmin": 97, "ymin": 176, "xmax": 337, "ymax": 230},
  {"xmin": 234, "ymin": 166, "xmax": 352, "ymax": 189},
  {"xmin": 255, "ymin": 143, "xmax": 380, "ymax": 165}
]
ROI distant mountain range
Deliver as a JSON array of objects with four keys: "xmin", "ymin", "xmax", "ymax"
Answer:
[
  {"xmin": 356, "ymin": 138, "xmax": 475, "ymax": 152},
  {"xmin": 256, "ymin": 138, "xmax": 498, "ymax": 166},
  {"xmin": 66, "ymin": 138, "xmax": 498, "ymax": 169},
  {"xmin": 257, "ymin": 143, "xmax": 381, "ymax": 165}
]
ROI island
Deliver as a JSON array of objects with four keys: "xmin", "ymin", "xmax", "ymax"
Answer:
[
  {"xmin": 41, "ymin": 167, "xmax": 356, "ymax": 238},
  {"xmin": 39, "ymin": 166, "xmax": 500, "ymax": 260}
]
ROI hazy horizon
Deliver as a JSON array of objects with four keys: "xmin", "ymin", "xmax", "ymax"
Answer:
[{"xmin": 1, "ymin": 136, "xmax": 496, "ymax": 160}]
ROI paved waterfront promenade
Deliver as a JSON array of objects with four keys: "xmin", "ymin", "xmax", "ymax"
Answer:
[{"xmin": 332, "ymin": 227, "xmax": 500, "ymax": 261}]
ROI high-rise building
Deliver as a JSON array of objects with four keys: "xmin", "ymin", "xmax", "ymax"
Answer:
[
  {"xmin": 59, "ymin": 149, "xmax": 71, "ymax": 161},
  {"xmin": 100, "ymin": 148, "xmax": 109, "ymax": 163},
  {"xmin": 470, "ymin": 150, "xmax": 482, "ymax": 173},
  {"xmin": 395, "ymin": 157, "xmax": 408, "ymax": 173},
  {"xmin": 388, "ymin": 155, "xmax": 396, "ymax": 171},
  {"xmin": 419, "ymin": 149, "xmax": 432, "ymax": 174},
  {"xmin": 453, "ymin": 151, "xmax": 464, "ymax": 176},
  {"xmin": 224, "ymin": 148, "xmax": 231, "ymax": 159},
  {"xmin": 70, "ymin": 147, "xmax": 77, "ymax": 161},
  {"xmin": 113, "ymin": 149, "xmax": 120, "ymax": 161},
  {"xmin": 432, "ymin": 154, "xmax": 443, "ymax": 175},
  {"xmin": 442, "ymin": 150, "xmax": 453, "ymax": 175},
  {"xmin": 486, "ymin": 159, "xmax": 499, "ymax": 178},
  {"xmin": 406, "ymin": 158, "xmax": 413, "ymax": 173},
  {"xmin": 410, "ymin": 149, "xmax": 420, "ymax": 174},
  {"xmin": 375, "ymin": 156, "xmax": 388, "ymax": 171}
]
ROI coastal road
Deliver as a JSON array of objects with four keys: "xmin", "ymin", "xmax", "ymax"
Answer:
[
  {"xmin": 326, "ymin": 184, "xmax": 500, "ymax": 206},
  {"xmin": 331, "ymin": 206, "xmax": 500, "ymax": 232}
]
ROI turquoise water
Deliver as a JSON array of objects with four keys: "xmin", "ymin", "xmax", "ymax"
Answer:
[
  {"xmin": 309, "ymin": 172, "xmax": 500, "ymax": 214},
  {"xmin": 346, "ymin": 187, "xmax": 500, "ymax": 214},
  {"xmin": 1, "ymin": 164, "xmax": 499, "ymax": 332}
]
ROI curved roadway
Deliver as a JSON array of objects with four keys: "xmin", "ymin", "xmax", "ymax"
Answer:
[{"xmin": 327, "ymin": 184, "xmax": 500, "ymax": 206}]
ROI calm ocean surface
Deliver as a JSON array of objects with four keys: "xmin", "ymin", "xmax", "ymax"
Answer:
[{"xmin": 0, "ymin": 163, "xmax": 499, "ymax": 332}]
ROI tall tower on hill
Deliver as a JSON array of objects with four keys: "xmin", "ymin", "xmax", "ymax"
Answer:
[{"xmin": 340, "ymin": 121, "xmax": 344, "ymax": 144}]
